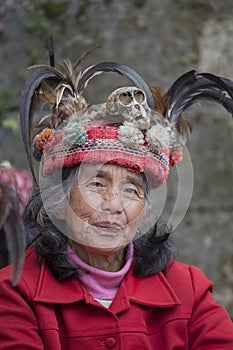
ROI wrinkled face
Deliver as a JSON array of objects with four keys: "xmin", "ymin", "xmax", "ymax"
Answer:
[
  {"xmin": 106, "ymin": 86, "xmax": 151, "ymax": 130},
  {"xmin": 63, "ymin": 163, "xmax": 145, "ymax": 254}
]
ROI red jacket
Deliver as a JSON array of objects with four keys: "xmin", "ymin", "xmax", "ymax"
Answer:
[{"xmin": 0, "ymin": 247, "xmax": 232, "ymax": 349}]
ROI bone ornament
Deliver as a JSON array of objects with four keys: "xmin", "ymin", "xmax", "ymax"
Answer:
[
  {"xmin": 105, "ymin": 86, "xmax": 172, "ymax": 150},
  {"xmin": 105, "ymin": 86, "xmax": 151, "ymax": 130}
]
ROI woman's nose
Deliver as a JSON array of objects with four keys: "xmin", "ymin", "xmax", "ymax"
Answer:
[{"xmin": 101, "ymin": 190, "xmax": 126, "ymax": 213}]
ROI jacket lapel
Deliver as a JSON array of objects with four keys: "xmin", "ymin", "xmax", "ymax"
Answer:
[
  {"xmin": 34, "ymin": 255, "xmax": 180, "ymax": 310},
  {"xmin": 34, "ymin": 258, "xmax": 85, "ymax": 304}
]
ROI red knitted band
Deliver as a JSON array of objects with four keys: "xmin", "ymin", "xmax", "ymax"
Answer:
[{"xmin": 43, "ymin": 126, "xmax": 173, "ymax": 188}]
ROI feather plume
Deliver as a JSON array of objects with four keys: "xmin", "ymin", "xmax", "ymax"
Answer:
[
  {"xmin": 150, "ymin": 85, "xmax": 192, "ymax": 143},
  {"xmin": 77, "ymin": 61, "xmax": 155, "ymax": 109},
  {"xmin": 164, "ymin": 71, "xmax": 233, "ymax": 123},
  {"xmin": 3, "ymin": 200, "xmax": 25, "ymax": 286},
  {"xmin": 150, "ymin": 86, "xmax": 166, "ymax": 115},
  {"xmin": 19, "ymin": 45, "xmax": 101, "ymax": 181},
  {"xmin": 73, "ymin": 45, "xmax": 101, "ymax": 70},
  {"xmin": 48, "ymin": 36, "xmax": 55, "ymax": 67},
  {"xmin": 20, "ymin": 57, "xmax": 156, "ymax": 181},
  {"xmin": 164, "ymin": 70, "xmax": 197, "ymax": 108},
  {"xmin": 198, "ymin": 72, "xmax": 233, "ymax": 99},
  {"xmin": 174, "ymin": 116, "xmax": 192, "ymax": 144},
  {"xmin": 167, "ymin": 86, "xmax": 233, "ymax": 123},
  {"xmin": 20, "ymin": 68, "xmax": 61, "ymax": 182}
]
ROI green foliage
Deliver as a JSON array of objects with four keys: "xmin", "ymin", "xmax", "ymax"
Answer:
[
  {"xmin": 2, "ymin": 118, "xmax": 18, "ymax": 133},
  {"xmin": 103, "ymin": 0, "xmax": 114, "ymax": 6},
  {"xmin": 76, "ymin": 2, "xmax": 90, "ymax": 17},
  {"xmin": 179, "ymin": 54, "xmax": 198, "ymax": 65},
  {"xmin": 42, "ymin": 1, "xmax": 68, "ymax": 18},
  {"xmin": 133, "ymin": 0, "xmax": 147, "ymax": 7},
  {"xmin": 24, "ymin": 1, "xmax": 68, "ymax": 33},
  {"xmin": 24, "ymin": 9, "xmax": 50, "ymax": 32},
  {"xmin": 0, "ymin": 88, "xmax": 13, "ymax": 115}
]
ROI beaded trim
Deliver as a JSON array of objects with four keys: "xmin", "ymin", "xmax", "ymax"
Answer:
[{"xmin": 45, "ymin": 139, "xmax": 169, "ymax": 166}]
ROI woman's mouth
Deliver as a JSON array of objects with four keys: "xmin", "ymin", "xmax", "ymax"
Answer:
[{"xmin": 92, "ymin": 222, "xmax": 123, "ymax": 233}]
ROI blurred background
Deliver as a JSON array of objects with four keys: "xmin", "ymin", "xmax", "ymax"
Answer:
[{"xmin": 0, "ymin": 0, "xmax": 232, "ymax": 316}]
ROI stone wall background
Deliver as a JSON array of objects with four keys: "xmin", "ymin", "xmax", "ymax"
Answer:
[{"xmin": 0, "ymin": 0, "xmax": 232, "ymax": 316}]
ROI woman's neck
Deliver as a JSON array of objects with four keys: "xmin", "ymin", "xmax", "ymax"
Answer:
[{"xmin": 69, "ymin": 242, "xmax": 127, "ymax": 272}]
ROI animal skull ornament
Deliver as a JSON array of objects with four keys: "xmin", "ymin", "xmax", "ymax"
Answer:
[{"xmin": 106, "ymin": 86, "xmax": 151, "ymax": 130}]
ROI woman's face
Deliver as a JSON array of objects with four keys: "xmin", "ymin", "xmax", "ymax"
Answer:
[{"xmin": 63, "ymin": 163, "xmax": 145, "ymax": 253}]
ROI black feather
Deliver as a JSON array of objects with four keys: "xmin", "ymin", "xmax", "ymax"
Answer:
[
  {"xmin": 164, "ymin": 72, "xmax": 233, "ymax": 123},
  {"xmin": 48, "ymin": 36, "xmax": 55, "ymax": 67},
  {"xmin": 198, "ymin": 72, "xmax": 233, "ymax": 99},
  {"xmin": 167, "ymin": 86, "xmax": 233, "ymax": 122},
  {"xmin": 164, "ymin": 70, "xmax": 197, "ymax": 104},
  {"xmin": 4, "ymin": 195, "xmax": 25, "ymax": 286},
  {"xmin": 220, "ymin": 76, "xmax": 233, "ymax": 91},
  {"xmin": 77, "ymin": 61, "xmax": 155, "ymax": 109},
  {"xmin": 19, "ymin": 69, "xmax": 62, "ymax": 182}
]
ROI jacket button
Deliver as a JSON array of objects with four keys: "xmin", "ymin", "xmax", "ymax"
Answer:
[{"xmin": 105, "ymin": 337, "xmax": 116, "ymax": 348}]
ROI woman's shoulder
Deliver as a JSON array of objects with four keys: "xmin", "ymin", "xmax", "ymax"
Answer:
[
  {"xmin": 165, "ymin": 259, "xmax": 213, "ymax": 284},
  {"xmin": 167, "ymin": 259, "xmax": 212, "ymax": 281},
  {"xmin": 0, "ymin": 246, "xmax": 41, "ymax": 289},
  {"xmin": 163, "ymin": 259, "xmax": 213, "ymax": 301}
]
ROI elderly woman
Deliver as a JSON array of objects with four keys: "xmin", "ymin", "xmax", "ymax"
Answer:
[{"xmin": 0, "ymin": 56, "xmax": 233, "ymax": 349}]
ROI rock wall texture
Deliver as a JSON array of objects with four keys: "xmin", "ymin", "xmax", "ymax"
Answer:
[{"xmin": 0, "ymin": 0, "xmax": 232, "ymax": 316}]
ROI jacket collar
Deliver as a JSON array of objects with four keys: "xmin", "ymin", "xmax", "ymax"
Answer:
[
  {"xmin": 34, "ymin": 258, "xmax": 181, "ymax": 309},
  {"xmin": 34, "ymin": 258, "xmax": 85, "ymax": 304},
  {"xmin": 125, "ymin": 266, "xmax": 181, "ymax": 307}
]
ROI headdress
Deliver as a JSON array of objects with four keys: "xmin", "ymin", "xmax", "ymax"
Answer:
[{"xmin": 20, "ymin": 43, "xmax": 233, "ymax": 188}]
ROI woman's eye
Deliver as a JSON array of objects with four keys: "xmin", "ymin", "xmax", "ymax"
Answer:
[
  {"xmin": 90, "ymin": 182, "xmax": 104, "ymax": 188},
  {"xmin": 122, "ymin": 187, "xmax": 138, "ymax": 196},
  {"xmin": 125, "ymin": 188, "xmax": 136, "ymax": 193},
  {"xmin": 88, "ymin": 181, "xmax": 107, "ymax": 190}
]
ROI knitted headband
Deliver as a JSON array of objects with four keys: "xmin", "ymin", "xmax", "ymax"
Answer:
[{"xmin": 19, "ymin": 47, "xmax": 233, "ymax": 188}]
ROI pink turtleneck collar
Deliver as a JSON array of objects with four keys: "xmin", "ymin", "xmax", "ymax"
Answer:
[{"xmin": 67, "ymin": 243, "xmax": 134, "ymax": 300}]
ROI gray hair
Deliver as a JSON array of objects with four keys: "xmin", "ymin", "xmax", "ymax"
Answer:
[{"xmin": 25, "ymin": 165, "xmax": 174, "ymax": 280}]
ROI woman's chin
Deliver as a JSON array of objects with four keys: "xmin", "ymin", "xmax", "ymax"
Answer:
[{"xmin": 72, "ymin": 239, "xmax": 128, "ymax": 255}]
